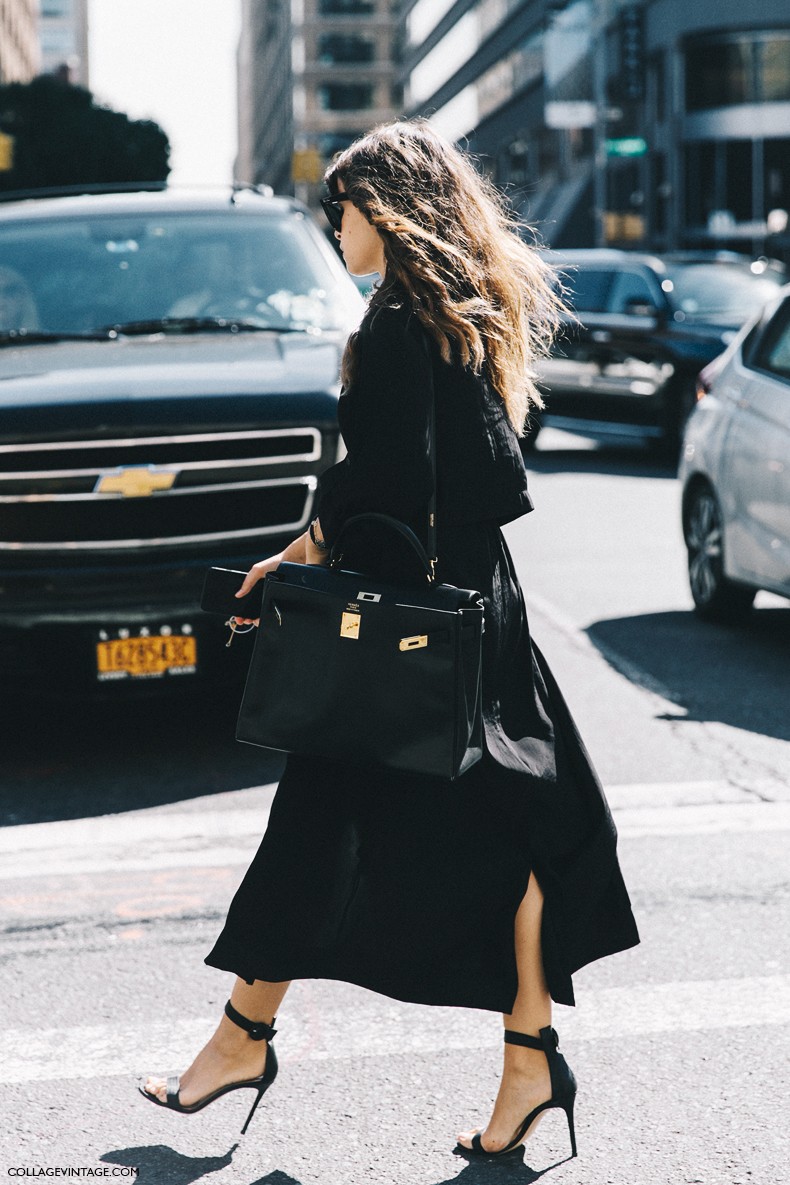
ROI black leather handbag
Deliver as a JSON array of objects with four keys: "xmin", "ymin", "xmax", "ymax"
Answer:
[{"xmin": 235, "ymin": 509, "xmax": 484, "ymax": 780}]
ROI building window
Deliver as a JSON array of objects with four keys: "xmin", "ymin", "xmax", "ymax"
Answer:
[
  {"xmin": 318, "ymin": 0, "xmax": 374, "ymax": 15},
  {"xmin": 724, "ymin": 141, "xmax": 752, "ymax": 222},
  {"xmin": 318, "ymin": 83, "xmax": 374, "ymax": 111},
  {"xmin": 684, "ymin": 142, "xmax": 717, "ymax": 230},
  {"xmin": 765, "ymin": 138, "xmax": 790, "ymax": 213},
  {"xmin": 40, "ymin": 28, "xmax": 75, "ymax": 57},
  {"xmin": 317, "ymin": 132, "xmax": 358, "ymax": 158},
  {"xmin": 686, "ymin": 39, "xmax": 752, "ymax": 110},
  {"xmin": 762, "ymin": 39, "xmax": 790, "ymax": 103},
  {"xmin": 684, "ymin": 139, "xmax": 768, "ymax": 233},
  {"xmin": 686, "ymin": 33, "xmax": 790, "ymax": 111},
  {"xmin": 650, "ymin": 153, "xmax": 668, "ymax": 236},
  {"xmin": 317, "ymin": 34, "xmax": 375, "ymax": 64}
]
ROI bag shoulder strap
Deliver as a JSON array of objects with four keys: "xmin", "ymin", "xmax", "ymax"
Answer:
[{"xmin": 428, "ymin": 369, "xmax": 437, "ymax": 569}]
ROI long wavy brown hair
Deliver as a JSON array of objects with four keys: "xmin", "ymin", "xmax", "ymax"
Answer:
[{"xmin": 324, "ymin": 120, "xmax": 563, "ymax": 434}]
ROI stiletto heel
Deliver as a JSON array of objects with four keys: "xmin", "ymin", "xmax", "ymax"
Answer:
[
  {"xmin": 138, "ymin": 999, "xmax": 278, "ymax": 1134},
  {"xmin": 240, "ymin": 1082, "xmax": 267, "ymax": 1136},
  {"xmin": 460, "ymin": 1025, "xmax": 578, "ymax": 1159},
  {"xmin": 564, "ymin": 1093, "xmax": 577, "ymax": 1158}
]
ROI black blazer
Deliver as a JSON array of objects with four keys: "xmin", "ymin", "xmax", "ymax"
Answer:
[{"xmin": 315, "ymin": 297, "xmax": 534, "ymax": 552}]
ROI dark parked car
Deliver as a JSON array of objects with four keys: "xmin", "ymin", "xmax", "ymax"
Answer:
[
  {"xmin": 0, "ymin": 186, "xmax": 364, "ymax": 696},
  {"xmin": 533, "ymin": 249, "xmax": 786, "ymax": 455}
]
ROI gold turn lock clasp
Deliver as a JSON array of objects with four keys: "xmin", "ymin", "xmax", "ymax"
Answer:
[
  {"xmin": 399, "ymin": 634, "xmax": 428, "ymax": 651},
  {"xmin": 340, "ymin": 611, "xmax": 361, "ymax": 639}
]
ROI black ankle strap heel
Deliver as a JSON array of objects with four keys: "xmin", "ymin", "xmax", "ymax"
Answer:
[
  {"xmin": 224, "ymin": 998, "xmax": 277, "ymax": 1042},
  {"xmin": 465, "ymin": 1025, "xmax": 578, "ymax": 1159},
  {"xmin": 138, "ymin": 997, "xmax": 279, "ymax": 1135}
]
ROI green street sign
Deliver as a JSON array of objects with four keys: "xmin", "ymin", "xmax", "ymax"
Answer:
[{"xmin": 606, "ymin": 137, "xmax": 648, "ymax": 157}]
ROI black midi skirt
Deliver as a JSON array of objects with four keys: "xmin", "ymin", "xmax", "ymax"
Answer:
[{"xmin": 205, "ymin": 523, "xmax": 639, "ymax": 1012}]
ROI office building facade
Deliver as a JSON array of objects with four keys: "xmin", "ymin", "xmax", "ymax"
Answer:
[
  {"xmin": 0, "ymin": 0, "xmax": 39, "ymax": 83},
  {"xmin": 38, "ymin": 0, "xmax": 89, "ymax": 85},
  {"xmin": 237, "ymin": 0, "xmax": 399, "ymax": 209},
  {"xmin": 400, "ymin": 0, "xmax": 790, "ymax": 258}
]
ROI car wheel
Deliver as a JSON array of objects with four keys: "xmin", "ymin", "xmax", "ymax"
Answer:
[{"xmin": 684, "ymin": 484, "xmax": 756, "ymax": 622}]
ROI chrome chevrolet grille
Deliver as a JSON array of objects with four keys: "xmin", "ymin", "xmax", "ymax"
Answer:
[{"xmin": 0, "ymin": 428, "xmax": 321, "ymax": 551}]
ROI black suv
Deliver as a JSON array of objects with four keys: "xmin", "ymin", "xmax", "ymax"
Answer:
[
  {"xmin": 533, "ymin": 249, "xmax": 786, "ymax": 455},
  {"xmin": 0, "ymin": 186, "xmax": 364, "ymax": 696}
]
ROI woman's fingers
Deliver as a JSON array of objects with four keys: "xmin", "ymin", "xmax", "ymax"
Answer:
[{"xmin": 235, "ymin": 564, "xmax": 264, "ymax": 598}]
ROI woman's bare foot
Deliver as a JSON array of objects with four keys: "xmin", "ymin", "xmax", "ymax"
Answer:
[
  {"xmin": 142, "ymin": 1011, "xmax": 270, "ymax": 1106},
  {"xmin": 457, "ymin": 1042, "xmax": 552, "ymax": 1153}
]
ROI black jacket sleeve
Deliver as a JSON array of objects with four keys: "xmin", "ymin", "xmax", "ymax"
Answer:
[{"xmin": 315, "ymin": 305, "xmax": 435, "ymax": 546}]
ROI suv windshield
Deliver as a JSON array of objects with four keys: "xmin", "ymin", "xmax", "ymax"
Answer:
[
  {"xmin": 0, "ymin": 209, "xmax": 358, "ymax": 336},
  {"xmin": 663, "ymin": 263, "xmax": 784, "ymax": 325}
]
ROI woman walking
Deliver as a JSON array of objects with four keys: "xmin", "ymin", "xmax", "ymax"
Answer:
[{"xmin": 140, "ymin": 120, "xmax": 639, "ymax": 1158}]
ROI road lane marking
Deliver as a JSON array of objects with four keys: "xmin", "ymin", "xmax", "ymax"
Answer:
[
  {"xmin": 2, "ymin": 973, "xmax": 788, "ymax": 1085},
  {"xmin": 616, "ymin": 800, "xmax": 790, "ymax": 837}
]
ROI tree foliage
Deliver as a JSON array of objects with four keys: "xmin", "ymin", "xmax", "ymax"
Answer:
[{"xmin": 0, "ymin": 75, "xmax": 170, "ymax": 193}]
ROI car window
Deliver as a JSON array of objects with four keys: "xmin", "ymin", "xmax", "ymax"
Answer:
[
  {"xmin": 751, "ymin": 299, "xmax": 790, "ymax": 381},
  {"xmin": 662, "ymin": 263, "xmax": 784, "ymax": 325},
  {"xmin": 607, "ymin": 270, "xmax": 659, "ymax": 313},
  {"xmin": 558, "ymin": 268, "xmax": 614, "ymax": 313},
  {"xmin": 0, "ymin": 210, "xmax": 361, "ymax": 335}
]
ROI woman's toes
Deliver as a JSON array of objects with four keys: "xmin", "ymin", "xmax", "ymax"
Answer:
[
  {"xmin": 456, "ymin": 1129, "xmax": 478, "ymax": 1150},
  {"xmin": 143, "ymin": 1076, "xmax": 168, "ymax": 1102}
]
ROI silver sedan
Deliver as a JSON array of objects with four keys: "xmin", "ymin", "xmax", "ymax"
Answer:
[{"xmin": 679, "ymin": 285, "xmax": 790, "ymax": 621}]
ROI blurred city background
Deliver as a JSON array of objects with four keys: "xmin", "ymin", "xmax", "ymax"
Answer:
[{"xmin": 1, "ymin": 0, "xmax": 788, "ymax": 260}]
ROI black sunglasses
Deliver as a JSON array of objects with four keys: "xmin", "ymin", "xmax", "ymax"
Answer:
[{"xmin": 320, "ymin": 192, "xmax": 351, "ymax": 232}]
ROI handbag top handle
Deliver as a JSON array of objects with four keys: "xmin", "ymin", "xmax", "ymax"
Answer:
[{"xmin": 329, "ymin": 512, "xmax": 437, "ymax": 583}]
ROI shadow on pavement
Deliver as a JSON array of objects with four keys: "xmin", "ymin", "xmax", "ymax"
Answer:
[
  {"xmin": 100, "ymin": 1143, "xmax": 572, "ymax": 1185},
  {"xmin": 0, "ymin": 682, "xmax": 286, "ymax": 826},
  {"xmin": 438, "ymin": 1149, "xmax": 573, "ymax": 1182},
  {"xmin": 101, "ymin": 1144, "xmax": 244, "ymax": 1185},
  {"xmin": 586, "ymin": 605, "xmax": 790, "ymax": 742}
]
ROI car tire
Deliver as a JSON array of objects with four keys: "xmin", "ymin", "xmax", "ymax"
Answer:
[{"xmin": 684, "ymin": 484, "xmax": 756, "ymax": 622}]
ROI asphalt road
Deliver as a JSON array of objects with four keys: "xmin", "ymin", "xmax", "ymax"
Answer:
[{"xmin": 1, "ymin": 429, "xmax": 789, "ymax": 1185}]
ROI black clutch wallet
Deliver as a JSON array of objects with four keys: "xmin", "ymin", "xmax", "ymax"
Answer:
[{"xmin": 200, "ymin": 567, "xmax": 264, "ymax": 619}]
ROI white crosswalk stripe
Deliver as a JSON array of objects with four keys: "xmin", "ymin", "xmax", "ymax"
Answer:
[
  {"xmin": 1, "ymin": 780, "xmax": 789, "ymax": 882},
  {"xmin": 2, "ymin": 778, "xmax": 788, "ymax": 1086},
  {"xmin": 2, "ymin": 972, "xmax": 789, "ymax": 1085}
]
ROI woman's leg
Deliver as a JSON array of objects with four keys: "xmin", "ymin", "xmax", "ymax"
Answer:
[
  {"xmin": 143, "ymin": 977, "xmax": 290, "ymax": 1105},
  {"xmin": 457, "ymin": 874, "xmax": 553, "ymax": 1151}
]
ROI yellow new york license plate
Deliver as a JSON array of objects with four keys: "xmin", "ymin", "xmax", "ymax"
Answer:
[{"xmin": 96, "ymin": 633, "xmax": 198, "ymax": 680}]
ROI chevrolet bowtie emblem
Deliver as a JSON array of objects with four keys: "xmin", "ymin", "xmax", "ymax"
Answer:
[{"xmin": 94, "ymin": 466, "xmax": 178, "ymax": 497}]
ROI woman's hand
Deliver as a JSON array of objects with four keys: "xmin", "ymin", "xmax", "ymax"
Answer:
[
  {"xmin": 232, "ymin": 523, "xmax": 327, "ymax": 625},
  {"xmin": 232, "ymin": 554, "xmax": 283, "ymax": 625}
]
